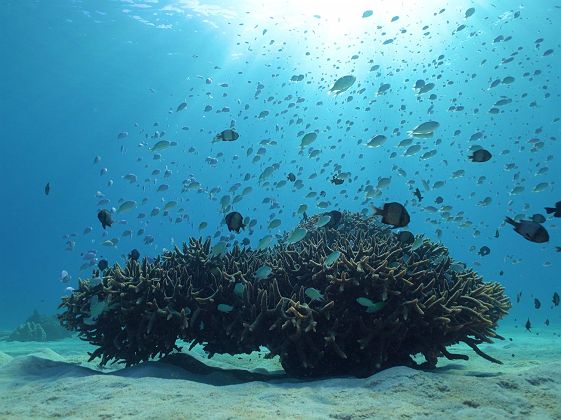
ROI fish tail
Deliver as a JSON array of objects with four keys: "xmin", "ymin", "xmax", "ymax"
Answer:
[
  {"xmin": 371, "ymin": 205, "xmax": 382, "ymax": 216},
  {"xmin": 545, "ymin": 207, "xmax": 556, "ymax": 214},
  {"xmin": 504, "ymin": 216, "xmax": 516, "ymax": 226}
]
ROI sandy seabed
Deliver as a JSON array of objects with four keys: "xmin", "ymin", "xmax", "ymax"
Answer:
[{"xmin": 0, "ymin": 326, "xmax": 560, "ymax": 420}]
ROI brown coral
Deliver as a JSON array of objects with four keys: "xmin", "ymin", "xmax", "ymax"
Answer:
[{"xmin": 59, "ymin": 211, "xmax": 511, "ymax": 377}]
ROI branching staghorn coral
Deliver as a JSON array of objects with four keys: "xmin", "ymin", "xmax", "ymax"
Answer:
[{"xmin": 59, "ymin": 212, "xmax": 511, "ymax": 377}]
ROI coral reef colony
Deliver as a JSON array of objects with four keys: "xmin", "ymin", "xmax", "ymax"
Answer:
[
  {"xmin": 7, "ymin": 311, "xmax": 71, "ymax": 342},
  {"xmin": 59, "ymin": 211, "xmax": 510, "ymax": 377}
]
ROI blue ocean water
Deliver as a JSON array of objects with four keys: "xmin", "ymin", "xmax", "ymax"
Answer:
[{"xmin": 0, "ymin": 0, "xmax": 559, "ymax": 341}]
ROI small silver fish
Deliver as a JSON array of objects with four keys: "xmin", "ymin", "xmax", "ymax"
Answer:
[
  {"xmin": 255, "ymin": 265, "xmax": 273, "ymax": 280},
  {"xmin": 286, "ymin": 228, "xmax": 307, "ymax": 245},
  {"xmin": 305, "ymin": 287, "xmax": 325, "ymax": 301},
  {"xmin": 324, "ymin": 251, "xmax": 341, "ymax": 267},
  {"xmin": 356, "ymin": 297, "xmax": 386, "ymax": 313},
  {"xmin": 217, "ymin": 303, "xmax": 234, "ymax": 313}
]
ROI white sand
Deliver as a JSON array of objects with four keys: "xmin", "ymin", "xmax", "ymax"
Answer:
[{"xmin": 1, "ymin": 326, "xmax": 560, "ymax": 419}]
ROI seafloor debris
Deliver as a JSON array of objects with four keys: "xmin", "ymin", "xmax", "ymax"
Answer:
[{"xmin": 59, "ymin": 212, "xmax": 511, "ymax": 377}]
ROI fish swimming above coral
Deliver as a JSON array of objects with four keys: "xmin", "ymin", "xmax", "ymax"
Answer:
[
  {"xmin": 299, "ymin": 132, "xmax": 317, "ymax": 149},
  {"xmin": 329, "ymin": 75, "xmax": 356, "ymax": 95},
  {"xmin": 504, "ymin": 217, "xmax": 549, "ymax": 243},
  {"xmin": 331, "ymin": 174, "xmax": 344, "ymax": 185},
  {"xmin": 225, "ymin": 211, "xmax": 245, "ymax": 233},
  {"xmin": 469, "ymin": 148, "xmax": 492, "ymax": 162},
  {"xmin": 396, "ymin": 231, "xmax": 414, "ymax": 245},
  {"xmin": 531, "ymin": 214, "xmax": 546, "ymax": 223},
  {"xmin": 97, "ymin": 259, "xmax": 108, "ymax": 271},
  {"xmin": 128, "ymin": 249, "xmax": 140, "ymax": 261},
  {"xmin": 213, "ymin": 129, "xmax": 239, "ymax": 143},
  {"xmin": 408, "ymin": 121, "xmax": 439, "ymax": 137},
  {"xmin": 97, "ymin": 209, "xmax": 113, "ymax": 229},
  {"xmin": 372, "ymin": 202, "xmax": 410, "ymax": 228},
  {"xmin": 176, "ymin": 101, "xmax": 187, "ymax": 112},
  {"xmin": 478, "ymin": 246, "xmax": 491, "ymax": 256},
  {"xmin": 544, "ymin": 201, "xmax": 561, "ymax": 217}
]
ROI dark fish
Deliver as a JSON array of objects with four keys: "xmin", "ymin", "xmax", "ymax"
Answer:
[
  {"xmin": 544, "ymin": 201, "xmax": 561, "ymax": 217},
  {"xmin": 495, "ymin": 229, "xmax": 500, "ymax": 238},
  {"xmin": 435, "ymin": 196, "xmax": 444, "ymax": 204},
  {"xmin": 525, "ymin": 318, "xmax": 531, "ymax": 331},
  {"xmin": 44, "ymin": 182, "xmax": 50, "ymax": 196},
  {"xmin": 545, "ymin": 319, "xmax": 550, "ymax": 326},
  {"xmin": 176, "ymin": 102, "xmax": 187, "ymax": 112},
  {"xmin": 396, "ymin": 231, "xmax": 414, "ymax": 245},
  {"xmin": 128, "ymin": 249, "xmax": 140, "ymax": 261},
  {"xmin": 516, "ymin": 291, "xmax": 522, "ymax": 303},
  {"xmin": 556, "ymin": 247, "xmax": 561, "ymax": 253},
  {"xmin": 373, "ymin": 202, "xmax": 410, "ymax": 228},
  {"xmin": 331, "ymin": 175, "xmax": 344, "ymax": 185},
  {"xmin": 225, "ymin": 211, "xmax": 245, "ymax": 233},
  {"xmin": 215, "ymin": 129, "xmax": 239, "ymax": 142},
  {"xmin": 553, "ymin": 292, "xmax": 560, "ymax": 307},
  {"xmin": 534, "ymin": 298, "xmax": 541, "ymax": 309},
  {"xmin": 478, "ymin": 246, "xmax": 491, "ymax": 256},
  {"xmin": 413, "ymin": 188, "xmax": 423, "ymax": 202},
  {"xmin": 504, "ymin": 217, "xmax": 549, "ymax": 243},
  {"xmin": 97, "ymin": 209, "xmax": 113, "ymax": 229},
  {"xmin": 469, "ymin": 149, "xmax": 492, "ymax": 162},
  {"xmin": 287, "ymin": 172, "xmax": 296, "ymax": 182},
  {"xmin": 531, "ymin": 213, "xmax": 546, "ymax": 224},
  {"xmin": 97, "ymin": 259, "xmax": 108, "ymax": 271},
  {"xmin": 325, "ymin": 210, "xmax": 342, "ymax": 228},
  {"xmin": 302, "ymin": 211, "xmax": 309, "ymax": 221}
]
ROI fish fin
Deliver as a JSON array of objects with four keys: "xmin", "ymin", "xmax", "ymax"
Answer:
[
  {"xmin": 504, "ymin": 216, "xmax": 517, "ymax": 226},
  {"xmin": 371, "ymin": 205, "xmax": 383, "ymax": 216},
  {"xmin": 545, "ymin": 207, "xmax": 556, "ymax": 214}
]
